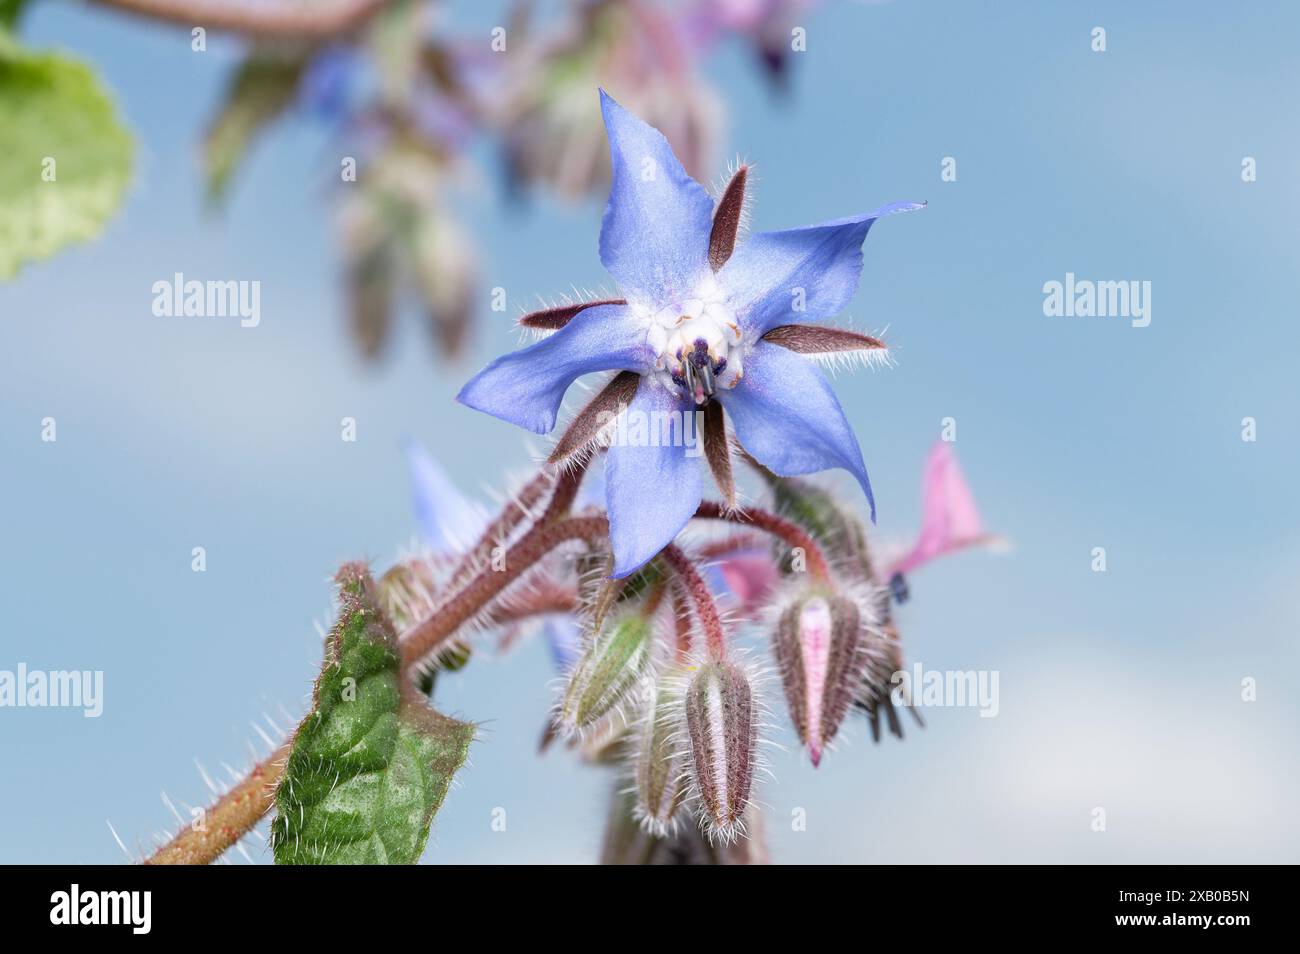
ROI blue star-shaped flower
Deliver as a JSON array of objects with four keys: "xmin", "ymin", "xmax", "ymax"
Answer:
[{"xmin": 459, "ymin": 90, "xmax": 922, "ymax": 577}]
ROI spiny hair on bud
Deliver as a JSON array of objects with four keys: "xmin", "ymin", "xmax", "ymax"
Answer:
[
  {"xmin": 626, "ymin": 669, "xmax": 693, "ymax": 837},
  {"xmin": 677, "ymin": 650, "xmax": 774, "ymax": 844},
  {"xmin": 555, "ymin": 611, "xmax": 662, "ymax": 739}
]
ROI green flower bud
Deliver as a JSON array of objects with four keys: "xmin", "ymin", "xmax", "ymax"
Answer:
[
  {"xmin": 558, "ymin": 615, "xmax": 654, "ymax": 734},
  {"xmin": 632, "ymin": 673, "xmax": 689, "ymax": 835},
  {"xmin": 770, "ymin": 476, "xmax": 875, "ymax": 580}
]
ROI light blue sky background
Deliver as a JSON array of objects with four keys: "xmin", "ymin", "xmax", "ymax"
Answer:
[{"xmin": 2, "ymin": 0, "xmax": 1298, "ymax": 863}]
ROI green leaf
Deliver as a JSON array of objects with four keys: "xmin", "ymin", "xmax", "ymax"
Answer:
[
  {"xmin": 1, "ymin": 1, "xmax": 29, "ymax": 28},
  {"xmin": 203, "ymin": 47, "xmax": 308, "ymax": 204},
  {"xmin": 0, "ymin": 34, "xmax": 133, "ymax": 280},
  {"xmin": 272, "ymin": 563, "xmax": 474, "ymax": 865}
]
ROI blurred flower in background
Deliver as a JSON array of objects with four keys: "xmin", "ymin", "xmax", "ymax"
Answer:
[
  {"xmin": 495, "ymin": 0, "xmax": 722, "ymax": 198},
  {"xmin": 1, "ymin": 0, "xmax": 857, "ymax": 361}
]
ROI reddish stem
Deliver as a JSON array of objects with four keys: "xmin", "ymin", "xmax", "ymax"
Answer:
[
  {"xmin": 661, "ymin": 545, "xmax": 726, "ymax": 660},
  {"xmin": 144, "ymin": 739, "xmax": 292, "ymax": 865},
  {"xmin": 87, "ymin": 0, "xmax": 389, "ymax": 37},
  {"xmin": 539, "ymin": 454, "xmax": 591, "ymax": 524},
  {"xmin": 445, "ymin": 469, "xmax": 559, "ymax": 590},
  {"xmin": 694, "ymin": 501, "xmax": 831, "ymax": 581},
  {"xmin": 400, "ymin": 516, "xmax": 608, "ymax": 667},
  {"xmin": 670, "ymin": 583, "xmax": 694, "ymax": 660}
]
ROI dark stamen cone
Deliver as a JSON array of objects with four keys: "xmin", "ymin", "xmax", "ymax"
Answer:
[
  {"xmin": 773, "ymin": 590, "xmax": 871, "ymax": 766},
  {"xmin": 858, "ymin": 620, "xmax": 925, "ymax": 742},
  {"xmin": 549, "ymin": 371, "xmax": 640, "ymax": 463},
  {"xmin": 684, "ymin": 661, "xmax": 757, "ymax": 841},
  {"xmin": 762, "ymin": 324, "xmax": 887, "ymax": 355},
  {"xmin": 519, "ymin": 297, "xmax": 627, "ymax": 331},
  {"xmin": 702, "ymin": 400, "xmax": 735, "ymax": 507},
  {"xmin": 709, "ymin": 165, "xmax": 748, "ymax": 271}
]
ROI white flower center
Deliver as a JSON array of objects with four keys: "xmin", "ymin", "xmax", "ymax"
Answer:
[{"xmin": 644, "ymin": 276, "xmax": 744, "ymax": 404}]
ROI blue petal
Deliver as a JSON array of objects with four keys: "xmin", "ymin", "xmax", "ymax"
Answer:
[
  {"xmin": 605, "ymin": 379, "xmax": 703, "ymax": 577},
  {"xmin": 718, "ymin": 201, "xmax": 925, "ymax": 336},
  {"xmin": 404, "ymin": 439, "xmax": 487, "ymax": 553},
  {"xmin": 543, "ymin": 615, "xmax": 583, "ymax": 672},
  {"xmin": 457, "ymin": 303, "xmax": 651, "ymax": 434},
  {"xmin": 719, "ymin": 341, "xmax": 877, "ymax": 521},
  {"xmin": 299, "ymin": 46, "xmax": 357, "ymax": 120},
  {"xmin": 598, "ymin": 89, "xmax": 715, "ymax": 308}
]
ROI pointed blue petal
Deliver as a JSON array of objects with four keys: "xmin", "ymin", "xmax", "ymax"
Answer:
[
  {"xmin": 719, "ymin": 341, "xmax": 877, "ymax": 521},
  {"xmin": 605, "ymin": 379, "xmax": 703, "ymax": 577},
  {"xmin": 718, "ymin": 201, "xmax": 924, "ymax": 336},
  {"xmin": 598, "ymin": 89, "xmax": 715, "ymax": 308},
  {"xmin": 404, "ymin": 439, "xmax": 487, "ymax": 553},
  {"xmin": 543, "ymin": 615, "xmax": 583, "ymax": 672},
  {"xmin": 456, "ymin": 303, "xmax": 651, "ymax": 434}
]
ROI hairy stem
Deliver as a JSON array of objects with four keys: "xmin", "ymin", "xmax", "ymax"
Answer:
[
  {"xmin": 694, "ymin": 501, "xmax": 831, "ymax": 581},
  {"xmin": 539, "ymin": 453, "xmax": 591, "ymax": 523},
  {"xmin": 400, "ymin": 515, "xmax": 609, "ymax": 667},
  {"xmin": 445, "ymin": 469, "xmax": 558, "ymax": 590},
  {"xmin": 86, "ymin": 0, "xmax": 390, "ymax": 38},
  {"xmin": 144, "ymin": 739, "xmax": 292, "ymax": 865},
  {"xmin": 661, "ymin": 545, "xmax": 726, "ymax": 660},
  {"xmin": 670, "ymin": 582, "xmax": 694, "ymax": 660}
]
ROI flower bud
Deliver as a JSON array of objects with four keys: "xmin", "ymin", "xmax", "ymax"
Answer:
[
  {"xmin": 684, "ymin": 661, "xmax": 757, "ymax": 841},
  {"xmin": 632, "ymin": 674, "xmax": 689, "ymax": 835},
  {"xmin": 769, "ymin": 477, "xmax": 875, "ymax": 581},
  {"xmin": 558, "ymin": 615, "xmax": 654, "ymax": 734},
  {"xmin": 773, "ymin": 589, "xmax": 873, "ymax": 766}
]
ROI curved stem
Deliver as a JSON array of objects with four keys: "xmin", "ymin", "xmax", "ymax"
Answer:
[
  {"xmin": 444, "ymin": 468, "xmax": 558, "ymax": 590},
  {"xmin": 693, "ymin": 501, "xmax": 831, "ymax": 581},
  {"xmin": 669, "ymin": 582, "xmax": 693, "ymax": 660},
  {"xmin": 400, "ymin": 515, "xmax": 608, "ymax": 667},
  {"xmin": 144, "ymin": 739, "xmax": 291, "ymax": 865},
  {"xmin": 539, "ymin": 453, "xmax": 592, "ymax": 524},
  {"xmin": 661, "ymin": 544, "xmax": 726, "ymax": 660},
  {"xmin": 86, "ymin": 0, "xmax": 391, "ymax": 38}
]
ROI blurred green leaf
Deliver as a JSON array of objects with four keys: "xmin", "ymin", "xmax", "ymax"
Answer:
[
  {"xmin": 203, "ymin": 48, "xmax": 308, "ymax": 204},
  {"xmin": 271, "ymin": 564, "xmax": 474, "ymax": 865},
  {"xmin": 1, "ymin": 1, "xmax": 28, "ymax": 27},
  {"xmin": 0, "ymin": 33, "xmax": 133, "ymax": 280}
]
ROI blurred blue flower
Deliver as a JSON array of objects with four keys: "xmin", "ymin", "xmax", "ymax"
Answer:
[
  {"xmin": 405, "ymin": 439, "xmax": 583, "ymax": 674},
  {"xmin": 298, "ymin": 45, "xmax": 359, "ymax": 120},
  {"xmin": 458, "ymin": 90, "xmax": 921, "ymax": 577},
  {"xmin": 404, "ymin": 438, "xmax": 487, "ymax": 553},
  {"xmin": 542, "ymin": 615, "xmax": 583, "ymax": 672}
]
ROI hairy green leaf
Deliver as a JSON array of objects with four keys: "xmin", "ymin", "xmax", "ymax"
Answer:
[
  {"xmin": 272, "ymin": 563, "xmax": 474, "ymax": 865},
  {"xmin": 0, "ymin": 34, "xmax": 133, "ymax": 279}
]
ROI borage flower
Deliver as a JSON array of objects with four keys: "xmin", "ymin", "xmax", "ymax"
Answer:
[
  {"xmin": 884, "ymin": 440, "xmax": 1003, "ymax": 583},
  {"xmin": 458, "ymin": 90, "xmax": 922, "ymax": 577}
]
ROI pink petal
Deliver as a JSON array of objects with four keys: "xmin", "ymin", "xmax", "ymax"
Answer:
[
  {"xmin": 715, "ymin": 551, "xmax": 779, "ymax": 615},
  {"xmin": 889, "ymin": 441, "xmax": 991, "ymax": 576}
]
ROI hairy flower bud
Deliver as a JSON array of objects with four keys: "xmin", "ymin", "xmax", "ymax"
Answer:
[
  {"xmin": 773, "ymin": 588, "xmax": 873, "ymax": 766},
  {"xmin": 769, "ymin": 476, "xmax": 875, "ymax": 581},
  {"xmin": 684, "ymin": 661, "xmax": 757, "ymax": 841},
  {"xmin": 632, "ymin": 674, "xmax": 689, "ymax": 835},
  {"xmin": 558, "ymin": 615, "xmax": 654, "ymax": 734}
]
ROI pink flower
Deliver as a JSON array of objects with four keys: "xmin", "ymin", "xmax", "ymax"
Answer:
[{"xmin": 887, "ymin": 441, "xmax": 998, "ymax": 578}]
